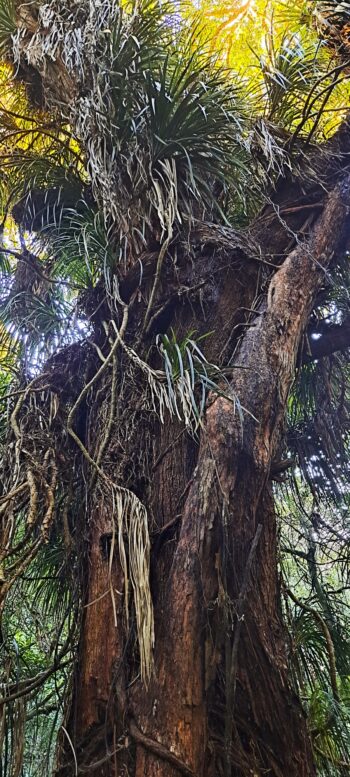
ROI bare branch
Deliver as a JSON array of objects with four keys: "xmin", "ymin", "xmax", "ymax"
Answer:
[{"xmin": 303, "ymin": 316, "xmax": 350, "ymax": 362}]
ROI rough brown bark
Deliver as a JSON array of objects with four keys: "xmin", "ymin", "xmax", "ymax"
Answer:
[
  {"xmin": 51, "ymin": 180, "xmax": 350, "ymax": 777},
  {"xmin": 54, "ymin": 496, "xmax": 127, "ymax": 776},
  {"xmin": 11, "ymin": 8, "xmax": 350, "ymax": 775}
]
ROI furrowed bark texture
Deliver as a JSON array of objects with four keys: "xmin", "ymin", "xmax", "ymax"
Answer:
[
  {"xmin": 11, "ymin": 9, "xmax": 350, "ymax": 776},
  {"xmin": 52, "ymin": 180, "xmax": 350, "ymax": 777},
  {"xmin": 128, "ymin": 181, "xmax": 350, "ymax": 777}
]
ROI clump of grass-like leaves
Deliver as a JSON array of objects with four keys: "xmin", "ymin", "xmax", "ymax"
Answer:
[{"xmin": 157, "ymin": 329, "xmax": 243, "ymax": 430}]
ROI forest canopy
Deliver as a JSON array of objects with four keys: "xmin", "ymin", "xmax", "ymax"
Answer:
[{"xmin": 0, "ymin": 1, "xmax": 350, "ymax": 776}]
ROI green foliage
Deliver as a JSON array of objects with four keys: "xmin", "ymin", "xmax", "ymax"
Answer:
[
  {"xmin": 0, "ymin": 0, "xmax": 15, "ymax": 56},
  {"xmin": 0, "ymin": 1, "xmax": 349, "ymax": 774},
  {"xmin": 0, "ymin": 547, "xmax": 77, "ymax": 777},
  {"xmin": 145, "ymin": 45, "xmax": 249, "ymax": 217},
  {"xmin": 157, "ymin": 329, "xmax": 242, "ymax": 429},
  {"xmin": 285, "ymin": 244, "xmax": 350, "ymax": 505},
  {"xmin": 280, "ymin": 485, "xmax": 350, "ymax": 773},
  {"xmin": 0, "ymin": 496, "xmax": 79, "ymax": 775}
]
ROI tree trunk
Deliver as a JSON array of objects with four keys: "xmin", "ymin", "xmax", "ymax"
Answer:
[
  {"xmin": 9, "ymin": 6, "xmax": 350, "ymax": 774},
  {"xmin": 53, "ymin": 179, "xmax": 350, "ymax": 776}
]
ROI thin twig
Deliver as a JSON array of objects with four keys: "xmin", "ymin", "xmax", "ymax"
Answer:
[
  {"xmin": 67, "ymin": 308, "xmax": 128, "ymax": 479},
  {"xmin": 0, "ymin": 482, "xmax": 27, "ymax": 506},
  {"xmin": 142, "ymin": 237, "xmax": 171, "ymax": 334},
  {"xmin": 0, "ymin": 648, "xmax": 71, "ymax": 706},
  {"xmin": 286, "ymin": 587, "xmax": 339, "ymax": 703},
  {"xmin": 10, "ymin": 375, "xmax": 48, "ymax": 439},
  {"xmin": 61, "ymin": 727, "xmax": 78, "ymax": 777},
  {"xmin": 0, "ymin": 539, "xmax": 43, "ymax": 607},
  {"xmin": 0, "ymin": 384, "xmax": 50, "ymax": 404},
  {"xmin": 152, "ymin": 427, "xmax": 186, "ymax": 471}
]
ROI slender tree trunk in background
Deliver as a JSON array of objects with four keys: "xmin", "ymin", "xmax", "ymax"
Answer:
[{"xmin": 53, "ymin": 180, "xmax": 350, "ymax": 776}]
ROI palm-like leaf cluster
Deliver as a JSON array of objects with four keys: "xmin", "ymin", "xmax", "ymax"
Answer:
[
  {"xmin": 157, "ymin": 329, "xmax": 243, "ymax": 430},
  {"xmin": 67, "ymin": 0, "xmax": 252, "ymax": 256},
  {"xmin": 0, "ymin": 1, "xmax": 350, "ymax": 775},
  {"xmin": 0, "ymin": 0, "xmax": 15, "ymax": 57}
]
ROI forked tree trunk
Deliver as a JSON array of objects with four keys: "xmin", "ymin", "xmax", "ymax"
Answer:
[
  {"xmin": 10, "ymin": 6, "xmax": 350, "ymax": 774},
  {"xmin": 53, "ymin": 180, "xmax": 350, "ymax": 776}
]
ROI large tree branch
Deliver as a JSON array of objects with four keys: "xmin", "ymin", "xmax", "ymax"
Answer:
[
  {"xmin": 132, "ymin": 178, "xmax": 350, "ymax": 777},
  {"xmin": 304, "ymin": 316, "xmax": 350, "ymax": 362}
]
